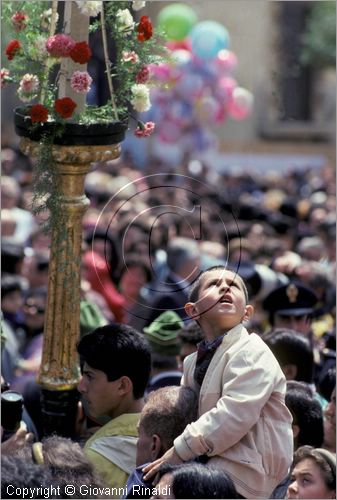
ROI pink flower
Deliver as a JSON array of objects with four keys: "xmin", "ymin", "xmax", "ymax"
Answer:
[
  {"xmin": 46, "ymin": 34, "xmax": 76, "ymax": 58},
  {"xmin": 134, "ymin": 121, "xmax": 155, "ymax": 138},
  {"xmin": 11, "ymin": 11, "xmax": 28, "ymax": 32},
  {"xmin": 71, "ymin": 71, "xmax": 92, "ymax": 93},
  {"xmin": 19, "ymin": 73, "xmax": 39, "ymax": 93},
  {"xmin": 1, "ymin": 68, "xmax": 10, "ymax": 88},
  {"xmin": 122, "ymin": 51, "xmax": 139, "ymax": 64},
  {"xmin": 136, "ymin": 66, "xmax": 150, "ymax": 84}
]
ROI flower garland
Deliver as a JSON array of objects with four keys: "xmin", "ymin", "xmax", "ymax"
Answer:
[
  {"xmin": 1, "ymin": 1, "xmax": 168, "ymax": 241},
  {"xmin": 2, "ymin": 1, "xmax": 168, "ymax": 138}
]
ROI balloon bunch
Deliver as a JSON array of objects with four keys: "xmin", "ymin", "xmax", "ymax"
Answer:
[{"xmin": 144, "ymin": 3, "xmax": 254, "ymax": 160}]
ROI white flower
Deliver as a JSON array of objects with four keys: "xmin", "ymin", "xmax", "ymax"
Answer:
[
  {"xmin": 75, "ymin": 1, "xmax": 102, "ymax": 17},
  {"xmin": 131, "ymin": 84, "xmax": 151, "ymax": 112},
  {"xmin": 132, "ymin": 1, "xmax": 146, "ymax": 11},
  {"xmin": 40, "ymin": 8, "xmax": 59, "ymax": 30},
  {"xmin": 116, "ymin": 9, "xmax": 135, "ymax": 33}
]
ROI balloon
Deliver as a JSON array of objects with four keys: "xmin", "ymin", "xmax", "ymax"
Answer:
[
  {"xmin": 216, "ymin": 49, "xmax": 238, "ymax": 73},
  {"xmin": 158, "ymin": 4, "xmax": 198, "ymax": 41},
  {"xmin": 169, "ymin": 100, "xmax": 193, "ymax": 126},
  {"xmin": 216, "ymin": 77, "xmax": 237, "ymax": 100},
  {"xmin": 171, "ymin": 49, "xmax": 192, "ymax": 67},
  {"xmin": 148, "ymin": 63, "xmax": 171, "ymax": 82},
  {"xmin": 166, "ymin": 39, "xmax": 192, "ymax": 52},
  {"xmin": 190, "ymin": 21, "xmax": 230, "ymax": 59},
  {"xmin": 195, "ymin": 96, "xmax": 219, "ymax": 124},
  {"xmin": 229, "ymin": 87, "xmax": 254, "ymax": 120},
  {"xmin": 175, "ymin": 73, "xmax": 204, "ymax": 100},
  {"xmin": 157, "ymin": 119, "xmax": 183, "ymax": 143}
]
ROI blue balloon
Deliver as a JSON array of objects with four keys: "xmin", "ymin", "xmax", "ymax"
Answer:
[{"xmin": 190, "ymin": 21, "xmax": 230, "ymax": 60}]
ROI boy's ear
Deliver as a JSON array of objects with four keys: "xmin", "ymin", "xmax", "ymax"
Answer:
[
  {"xmin": 117, "ymin": 376, "xmax": 132, "ymax": 395},
  {"xmin": 185, "ymin": 301, "xmax": 200, "ymax": 320},
  {"xmin": 242, "ymin": 304, "xmax": 254, "ymax": 322}
]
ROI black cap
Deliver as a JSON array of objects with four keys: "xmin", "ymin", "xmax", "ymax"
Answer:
[{"xmin": 262, "ymin": 282, "xmax": 318, "ymax": 316}]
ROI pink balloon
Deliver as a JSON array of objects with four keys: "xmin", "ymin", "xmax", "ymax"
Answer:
[
  {"xmin": 216, "ymin": 49, "xmax": 238, "ymax": 73},
  {"xmin": 214, "ymin": 105, "xmax": 227, "ymax": 123},
  {"xmin": 166, "ymin": 39, "xmax": 192, "ymax": 52},
  {"xmin": 229, "ymin": 87, "xmax": 253, "ymax": 120},
  {"xmin": 158, "ymin": 119, "xmax": 182, "ymax": 143},
  {"xmin": 149, "ymin": 63, "xmax": 171, "ymax": 82},
  {"xmin": 216, "ymin": 77, "xmax": 237, "ymax": 100}
]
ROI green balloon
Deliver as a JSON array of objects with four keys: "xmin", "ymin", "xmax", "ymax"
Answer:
[{"xmin": 157, "ymin": 3, "xmax": 198, "ymax": 41}]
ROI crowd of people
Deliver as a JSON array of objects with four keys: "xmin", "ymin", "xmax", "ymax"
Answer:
[{"xmin": 1, "ymin": 141, "xmax": 336, "ymax": 499}]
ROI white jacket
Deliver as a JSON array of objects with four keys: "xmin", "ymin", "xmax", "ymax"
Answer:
[{"xmin": 174, "ymin": 324, "xmax": 293, "ymax": 498}]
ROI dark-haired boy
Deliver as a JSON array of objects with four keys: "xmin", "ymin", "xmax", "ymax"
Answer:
[
  {"xmin": 144, "ymin": 266, "xmax": 293, "ymax": 499},
  {"xmin": 77, "ymin": 324, "xmax": 151, "ymax": 492}
]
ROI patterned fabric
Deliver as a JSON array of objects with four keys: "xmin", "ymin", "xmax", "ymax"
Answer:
[{"xmin": 194, "ymin": 334, "xmax": 225, "ymax": 387}]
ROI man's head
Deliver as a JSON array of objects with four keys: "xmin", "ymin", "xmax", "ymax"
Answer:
[
  {"xmin": 166, "ymin": 237, "xmax": 200, "ymax": 283},
  {"xmin": 77, "ymin": 324, "xmax": 151, "ymax": 419},
  {"xmin": 1, "ymin": 274, "xmax": 27, "ymax": 314},
  {"xmin": 285, "ymin": 381, "xmax": 324, "ymax": 450},
  {"xmin": 136, "ymin": 386, "xmax": 198, "ymax": 466},
  {"xmin": 262, "ymin": 282, "xmax": 318, "ymax": 335},
  {"xmin": 185, "ymin": 266, "xmax": 253, "ymax": 337},
  {"xmin": 263, "ymin": 328, "xmax": 314, "ymax": 383},
  {"xmin": 22, "ymin": 286, "xmax": 47, "ymax": 334}
]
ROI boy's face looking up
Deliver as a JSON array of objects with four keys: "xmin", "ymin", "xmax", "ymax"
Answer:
[{"xmin": 185, "ymin": 269, "xmax": 254, "ymax": 339}]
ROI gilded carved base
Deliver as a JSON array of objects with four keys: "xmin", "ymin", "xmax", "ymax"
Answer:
[{"xmin": 20, "ymin": 138, "xmax": 121, "ymax": 391}]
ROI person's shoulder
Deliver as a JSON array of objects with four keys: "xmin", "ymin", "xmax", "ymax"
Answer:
[
  {"xmin": 245, "ymin": 331, "xmax": 279, "ymax": 354},
  {"xmin": 86, "ymin": 413, "xmax": 140, "ymax": 444},
  {"xmin": 231, "ymin": 330, "xmax": 278, "ymax": 362}
]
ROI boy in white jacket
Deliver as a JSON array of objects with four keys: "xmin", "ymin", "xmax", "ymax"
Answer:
[{"xmin": 143, "ymin": 266, "xmax": 293, "ymax": 498}]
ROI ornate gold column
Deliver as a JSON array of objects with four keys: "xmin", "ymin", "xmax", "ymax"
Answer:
[{"xmin": 20, "ymin": 138, "xmax": 121, "ymax": 437}]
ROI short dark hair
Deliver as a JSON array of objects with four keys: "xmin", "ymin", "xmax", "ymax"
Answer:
[
  {"xmin": 263, "ymin": 329, "xmax": 314, "ymax": 383},
  {"xmin": 157, "ymin": 462, "xmax": 238, "ymax": 499},
  {"xmin": 177, "ymin": 321, "xmax": 204, "ymax": 346},
  {"xmin": 188, "ymin": 265, "xmax": 248, "ymax": 303},
  {"xmin": 285, "ymin": 381, "xmax": 324, "ymax": 448},
  {"xmin": 140, "ymin": 386, "xmax": 198, "ymax": 454},
  {"xmin": 77, "ymin": 324, "xmax": 151, "ymax": 399},
  {"xmin": 1, "ymin": 274, "xmax": 26, "ymax": 299}
]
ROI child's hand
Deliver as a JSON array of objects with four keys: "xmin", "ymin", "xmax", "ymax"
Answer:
[{"xmin": 142, "ymin": 446, "xmax": 183, "ymax": 481}]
